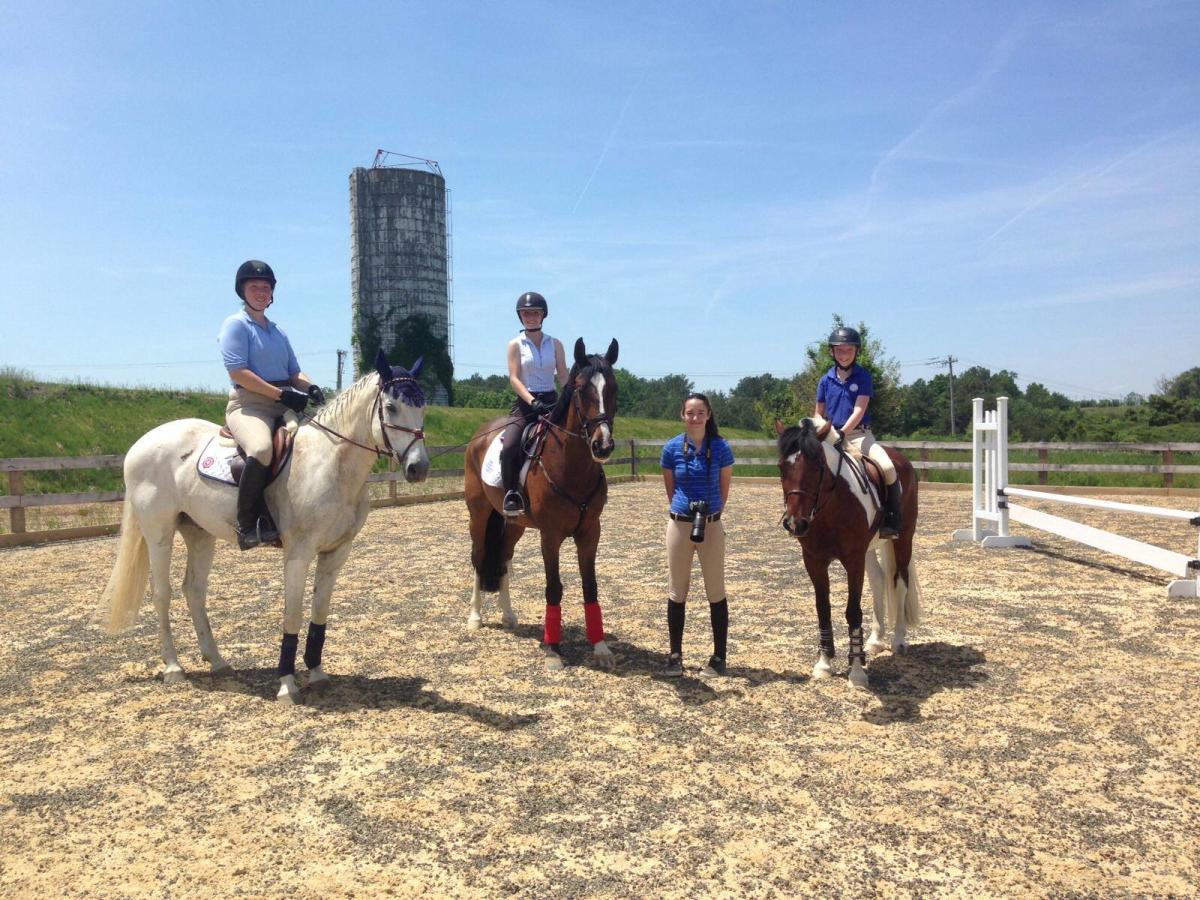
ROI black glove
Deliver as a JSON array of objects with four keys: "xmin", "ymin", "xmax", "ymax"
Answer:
[
  {"xmin": 831, "ymin": 427, "xmax": 845, "ymax": 449},
  {"xmin": 307, "ymin": 384, "xmax": 327, "ymax": 406},
  {"xmin": 279, "ymin": 387, "xmax": 309, "ymax": 414},
  {"xmin": 529, "ymin": 398, "xmax": 551, "ymax": 417}
]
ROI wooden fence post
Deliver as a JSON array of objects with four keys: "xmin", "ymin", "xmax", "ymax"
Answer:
[
  {"xmin": 8, "ymin": 472, "xmax": 25, "ymax": 534},
  {"xmin": 388, "ymin": 456, "xmax": 398, "ymax": 501},
  {"xmin": 1163, "ymin": 448, "xmax": 1174, "ymax": 489},
  {"xmin": 1038, "ymin": 448, "xmax": 1049, "ymax": 485},
  {"xmin": 919, "ymin": 447, "xmax": 929, "ymax": 482},
  {"xmin": 629, "ymin": 440, "xmax": 637, "ymax": 478}
]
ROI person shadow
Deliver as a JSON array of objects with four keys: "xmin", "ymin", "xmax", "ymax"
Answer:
[
  {"xmin": 859, "ymin": 641, "xmax": 988, "ymax": 724},
  {"xmin": 159, "ymin": 667, "xmax": 540, "ymax": 732}
]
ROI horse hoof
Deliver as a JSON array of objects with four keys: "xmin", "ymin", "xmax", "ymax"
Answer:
[
  {"xmin": 209, "ymin": 662, "xmax": 234, "ymax": 676},
  {"xmin": 163, "ymin": 667, "xmax": 185, "ymax": 685},
  {"xmin": 593, "ymin": 648, "xmax": 616, "ymax": 671},
  {"xmin": 501, "ymin": 614, "xmax": 518, "ymax": 631},
  {"xmin": 466, "ymin": 615, "xmax": 482, "ymax": 632},
  {"xmin": 849, "ymin": 668, "xmax": 870, "ymax": 690},
  {"xmin": 277, "ymin": 675, "xmax": 301, "ymax": 704},
  {"xmin": 544, "ymin": 649, "xmax": 566, "ymax": 672},
  {"xmin": 811, "ymin": 662, "xmax": 834, "ymax": 680},
  {"xmin": 308, "ymin": 667, "xmax": 330, "ymax": 689},
  {"xmin": 892, "ymin": 641, "xmax": 909, "ymax": 655},
  {"xmin": 865, "ymin": 638, "xmax": 888, "ymax": 656}
]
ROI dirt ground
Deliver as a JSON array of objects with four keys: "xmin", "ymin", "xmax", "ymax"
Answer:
[{"xmin": 1, "ymin": 481, "xmax": 1197, "ymax": 898}]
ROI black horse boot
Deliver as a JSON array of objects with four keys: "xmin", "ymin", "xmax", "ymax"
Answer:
[
  {"xmin": 236, "ymin": 458, "xmax": 279, "ymax": 550},
  {"xmin": 880, "ymin": 481, "xmax": 903, "ymax": 539}
]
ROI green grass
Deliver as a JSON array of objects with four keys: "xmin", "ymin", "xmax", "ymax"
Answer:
[{"xmin": 3, "ymin": 375, "xmax": 1195, "ymax": 495}]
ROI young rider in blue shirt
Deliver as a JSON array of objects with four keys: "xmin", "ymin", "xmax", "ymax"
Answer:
[
  {"xmin": 500, "ymin": 291, "xmax": 568, "ymax": 516},
  {"xmin": 660, "ymin": 393, "xmax": 735, "ymax": 677},
  {"xmin": 815, "ymin": 325, "xmax": 902, "ymax": 537},
  {"xmin": 217, "ymin": 260, "xmax": 325, "ymax": 549}
]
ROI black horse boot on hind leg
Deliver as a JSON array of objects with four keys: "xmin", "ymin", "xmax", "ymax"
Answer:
[
  {"xmin": 880, "ymin": 481, "xmax": 903, "ymax": 539},
  {"xmin": 236, "ymin": 458, "xmax": 279, "ymax": 550}
]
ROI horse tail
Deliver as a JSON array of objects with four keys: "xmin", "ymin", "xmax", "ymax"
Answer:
[
  {"xmin": 96, "ymin": 499, "xmax": 150, "ymax": 632},
  {"xmin": 879, "ymin": 540, "xmax": 921, "ymax": 629},
  {"xmin": 478, "ymin": 509, "xmax": 508, "ymax": 592}
]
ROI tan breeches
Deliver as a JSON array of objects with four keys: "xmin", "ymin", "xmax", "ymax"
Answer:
[
  {"xmin": 665, "ymin": 518, "xmax": 726, "ymax": 604},
  {"xmin": 845, "ymin": 429, "xmax": 896, "ymax": 485},
  {"xmin": 225, "ymin": 389, "xmax": 285, "ymax": 464}
]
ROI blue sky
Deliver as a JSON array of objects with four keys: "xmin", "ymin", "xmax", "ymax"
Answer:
[{"xmin": 2, "ymin": 1, "xmax": 1196, "ymax": 400}]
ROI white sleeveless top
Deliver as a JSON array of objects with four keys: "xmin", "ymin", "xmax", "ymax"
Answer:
[{"xmin": 516, "ymin": 331, "xmax": 559, "ymax": 393}]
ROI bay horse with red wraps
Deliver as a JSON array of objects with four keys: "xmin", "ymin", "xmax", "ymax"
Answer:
[
  {"xmin": 464, "ymin": 338, "xmax": 619, "ymax": 670},
  {"xmin": 775, "ymin": 416, "xmax": 922, "ymax": 689}
]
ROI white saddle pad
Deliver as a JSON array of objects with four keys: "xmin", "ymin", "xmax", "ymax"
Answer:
[
  {"xmin": 197, "ymin": 436, "xmax": 240, "ymax": 487},
  {"xmin": 481, "ymin": 432, "xmax": 531, "ymax": 489}
]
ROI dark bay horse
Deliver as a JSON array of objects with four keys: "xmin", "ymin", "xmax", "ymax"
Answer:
[
  {"xmin": 775, "ymin": 417, "xmax": 922, "ymax": 689},
  {"xmin": 464, "ymin": 338, "xmax": 619, "ymax": 670}
]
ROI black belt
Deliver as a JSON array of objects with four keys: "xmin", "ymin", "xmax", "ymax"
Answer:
[{"xmin": 669, "ymin": 511, "xmax": 721, "ymax": 523}]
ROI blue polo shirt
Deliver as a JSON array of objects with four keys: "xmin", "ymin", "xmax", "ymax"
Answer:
[
  {"xmin": 816, "ymin": 364, "xmax": 873, "ymax": 429},
  {"xmin": 218, "ymin": 310, "xmax": 300, "ymax": 385},
  {"xmin": 660, "ymin": 434, "xmax": 735, "ymax": 515}
]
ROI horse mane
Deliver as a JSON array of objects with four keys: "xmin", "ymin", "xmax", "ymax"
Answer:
[
  {"xmin": 777, "ymin": 420, "xmax": 823, "ymax": 460},
  {"xmin": 551, "ymin": 353, "xmax": 615, "ymax": 426},
  {"xmin": 311, "ymin": 372, "xmax": 379, "ymax": 433}
]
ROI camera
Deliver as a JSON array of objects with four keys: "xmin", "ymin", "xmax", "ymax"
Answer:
[{"xmin": 688, "ymin": 500, "xmax": 709, "ymax": 543}]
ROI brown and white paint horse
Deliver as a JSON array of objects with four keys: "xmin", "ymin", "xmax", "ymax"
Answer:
[
  {"xmin": 464, "ymin": 338, "xmax": 619, "ymax": 670},
  {"xmin": 775, "ymin": 417, "xmax": 922, "ymax": 689}
]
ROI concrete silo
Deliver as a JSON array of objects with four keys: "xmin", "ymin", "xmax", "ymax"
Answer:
[{"xmin": 350, "ymin": 155, "xmax": 452, "ymax": 402}]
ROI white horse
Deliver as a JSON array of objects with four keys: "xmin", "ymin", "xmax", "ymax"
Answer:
[{"xmin": 97, "ymin": 350, "xmax": 430, "ymax": 703}]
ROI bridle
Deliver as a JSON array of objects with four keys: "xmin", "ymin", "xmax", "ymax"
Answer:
[
  {"xmin": 543, "ymin": 372, "xmax": 615, "ymax": 447},
  {"xmin": 780, "ymin": 441, "xmax": 844, "ymax": 535},
  {"xmin": 301, "ymin": 374, "xmax": 426, "ymax": 461}
]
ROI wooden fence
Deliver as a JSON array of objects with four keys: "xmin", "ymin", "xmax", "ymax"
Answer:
[{"xmin": 4, "ymin": 439, "xmax": 1200, "ymax": 548}]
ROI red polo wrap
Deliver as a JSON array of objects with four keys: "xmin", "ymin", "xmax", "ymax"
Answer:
[
  {"xmin": 583, "ymin": 602, "xmax": 605, "ymax": 645},
  {"xmin": 544, "ymin": 604, "xmax": 562, "ymax": 645}
]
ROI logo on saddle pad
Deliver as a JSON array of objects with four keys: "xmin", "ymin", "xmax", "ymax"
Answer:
[{"xmin": 196, "ymin": 429, "xmax": 294, "ymax": 487}]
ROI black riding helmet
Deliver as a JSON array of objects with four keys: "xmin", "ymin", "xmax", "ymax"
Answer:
[
  {"xmin": 828, "ymin": 326, "xmax": 862, "ymax": 368},
  {"xmin": 235, "ymin": 260, "xmax": 277, "ymax": 300},
  {"xmin": 515, "ymin": 291, "xmax": 548, "ymax": 320}
]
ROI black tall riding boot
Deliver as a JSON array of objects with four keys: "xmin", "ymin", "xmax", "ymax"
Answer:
[
  {"xmin": 500, "ymin": 422, "xmax": 526, "ymax": 517},
  {"xmin": 880, "ymin": 481, "xmax": 903, "ymax": 539},
  {"xmin": 236, "ymin": 458, "xmax": 279, "ymax": 550}
]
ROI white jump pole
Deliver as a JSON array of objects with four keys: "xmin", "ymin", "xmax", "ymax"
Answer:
[{"xmin": 952, "ymin": 396, "xmax": 1200, "ymax": 599}]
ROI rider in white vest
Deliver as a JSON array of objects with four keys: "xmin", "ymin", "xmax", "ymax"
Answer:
[
  {"xmin": 217, "ymin": 260, "xmax": 325, "ymax": 550},
  {"xmin": 501, "ymin": 292, "xmax": 568, "ymax": 516}
]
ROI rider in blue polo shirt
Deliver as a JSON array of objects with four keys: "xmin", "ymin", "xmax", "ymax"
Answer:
[
  {"xmin": 815, "ymin": 325, "xmax": 902, "ymax": 538},
  {"xmin": 218, "ymin": 260, "xmax": 325, "ymax": 550},
  {"xmin": 659, "ymin": 393, "xmax": 735, "ymax": 678}
]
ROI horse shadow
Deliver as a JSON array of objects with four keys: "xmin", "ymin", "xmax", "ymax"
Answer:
[
  {"xmin": 859, "ymin": 641, "xmax": 988, "ymax": 725},
  {"xmin": 176, "ymin": 667, "xmax": 540, "ymax": 731}
]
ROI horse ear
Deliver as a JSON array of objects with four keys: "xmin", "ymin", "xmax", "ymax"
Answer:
[
  {"xmin": 409, "ymin": 356, "xmax": 424, "ymax": 378},
  {"xmin": 573, "ymin": 338, "xmax": 587, "ymax": 368},
  {"xmin": 374, "ymin": 348, "xmax": 390, "ymax": 380},
  {"xmin": 774, "ymin": 418, "xmax": 786, "ymax": 436},
  {"xmin": 604, "ymin": 338, "xmax": 618, "ymax": 365}
]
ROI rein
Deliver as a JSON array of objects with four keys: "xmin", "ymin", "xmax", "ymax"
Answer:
[
  {"xmin": 529, "ymin": 378, "xmax": 612, "ymax": 535},
  {"xmin": 781, "ymin": 442, "xmax": 845, "ymax": 533},
  {"xmin": 300, "ymin": 375, "xmax": 426, "ymax": 460}
]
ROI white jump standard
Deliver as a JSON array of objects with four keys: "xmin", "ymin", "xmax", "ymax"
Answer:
[{"xmin": 952, "ymin": 396, "xmax": 1200, "ymax": 600}]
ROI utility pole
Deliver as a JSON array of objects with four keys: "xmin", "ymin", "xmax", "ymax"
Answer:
[
  {"xmin": 928, "ymin": 355, "xmax": 959, "ymax": 435},
  {"xmin": 336, "ymin": 350, "xmax": 346, "ymax": 393}
]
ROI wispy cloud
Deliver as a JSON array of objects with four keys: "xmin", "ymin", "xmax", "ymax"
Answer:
[
  {"xmin": 1005, "ymin": 270, "xmax": 1200, "ymax": 310},
  {"xmin": 984, "ymin": 129, "xmax": 1184, "ymax": 242},
  {"xmin": 571, "ymin": 66, "xmax": 650, "ymax": 214},
  {"xmin": 864, "ymin": 14, "xmax": 1029, "ymax": 219}
]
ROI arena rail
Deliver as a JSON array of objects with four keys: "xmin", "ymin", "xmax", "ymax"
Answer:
[
  {"xmin": 4, "ymin": 433, "xmax": 1199, "ymax": 549},
  {"xmin": 950, "ymin": 397, "xmax": 1200, "ymax": 599}
]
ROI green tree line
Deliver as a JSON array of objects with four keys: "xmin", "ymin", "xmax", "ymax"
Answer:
[{"xmin": 450, "ymin": 316, "xmax": 1200, "ymax": 442}]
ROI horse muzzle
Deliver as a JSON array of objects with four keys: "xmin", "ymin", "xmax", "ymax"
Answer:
[
  {"xmin": 780, "ymin": 513, "xmax": 809, "ymax": 537},
  {"xmin": 589, "ymin": 425, "xmax": 614, "ymax": 461},
  {"xmin": 403, "ymin": 448, "xmax": 430, "ymax": 483}
]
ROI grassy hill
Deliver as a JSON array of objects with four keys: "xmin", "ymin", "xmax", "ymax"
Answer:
[{"xmin": 0, "ymin": 373, "xmax": 765, "ymax": 493}]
